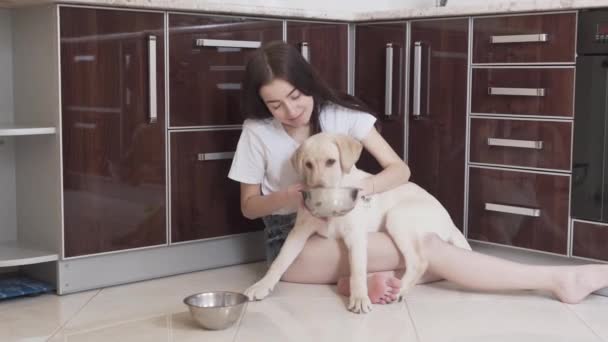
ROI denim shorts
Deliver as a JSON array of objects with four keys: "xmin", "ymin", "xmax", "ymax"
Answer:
[{"xmin": 262, "ymin": 213, "xmax": 297, "ymax": 265}]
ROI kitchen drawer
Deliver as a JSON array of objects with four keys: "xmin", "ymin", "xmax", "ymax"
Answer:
[
  {"xmin": 473, "ymin": 13, "xmax": 576, "ymax": 64},
  {"xmin": 572, "ymin": 221, "xmax": 608, "ymax": 262},
  {"xmin": 170, "ymin": 130, "xmax": 262, "ymax": 243},
  {"xmin": 471, "ymin": 68, "xmax": 574, "ymax": 117},
  {"xmin": 468, "ymin": 167, "xmax": 569, "ymax": 254},
  {"xmin": 169, "ymin": 14, "xmax": 283, "ymax": 127},
  {"xmin": 470, "ymin": 118, "xmax": 572, "ymax": 171}
]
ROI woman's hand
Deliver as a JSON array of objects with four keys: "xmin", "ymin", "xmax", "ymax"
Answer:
[
  {"xmin": 281, "ymin": 183, "xmax": 305, "ymax": 210},
  {"xmin": 358, "ymin": 177, "xmax": 375, "ymax": 197}
]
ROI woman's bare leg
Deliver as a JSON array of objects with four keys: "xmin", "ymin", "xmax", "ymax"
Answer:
[
  {"xmin": 419, "ymin": 234, "xmax": 608, "ymax": 303},
  {"xmin": 281, "ymin": 232, "xmax": 405, "ymax": 303},
  {"xmin": 281, "ymin": 231, "xmax": 608, "ymax": 304},
  {"xmin": 281, "ymin": 232, "xmax": 404, "ymax": 283}
]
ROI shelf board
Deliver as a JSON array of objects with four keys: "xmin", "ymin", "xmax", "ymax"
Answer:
[
  {"xmin": 0, "ymin": 241, "xmax": 58, "ymax": 267},
  {"xmin": 0, "ymin": 124, "xmax": 56, "ymax": 137}
]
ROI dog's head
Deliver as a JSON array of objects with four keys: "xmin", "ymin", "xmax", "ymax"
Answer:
[{"xmin": 291, "ymin": 133, "xmax": 363, "ymax": 187}]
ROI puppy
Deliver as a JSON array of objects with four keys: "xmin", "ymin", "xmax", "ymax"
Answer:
[{"xmin": 245, "ymin": 133, "xmax": 471, "ymax": 313}]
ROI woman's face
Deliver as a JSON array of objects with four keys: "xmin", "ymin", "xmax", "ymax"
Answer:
[{"xmin": 259, "ymin": 78, "xmax": 314, "ymax": 129}]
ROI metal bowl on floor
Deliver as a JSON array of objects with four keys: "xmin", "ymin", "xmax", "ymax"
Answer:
[
  {"xmin": 301, "ymin": 187, "xmax": 361, "ymax": 218},
  {"xmin": 183, "ymin": 291, "xmax": 248, "ymax": 330}
]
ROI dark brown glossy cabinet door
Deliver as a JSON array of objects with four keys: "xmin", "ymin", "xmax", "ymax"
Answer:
[
  {"xmin": 468, "ymin": 168, "xmax": 569, "ymax": 254},
  {"xmin": 61, "ymin": 7, "xmax": 166, "ymax": 257},
  {"xmin": 471, "ymin": 68, "xmax": 574, "ymax": 117},
  {"xmin": 169, "ymin": 14, "xmax": 283, "ymax": 127},
  {"xmin": 473, "ymin": 13, "xmax": 576, "ymax": 64},
  {"xmin": 470, "ymin": 118, "xmax": 572, "ymax": 171},
  {"xmin": 409, "ymin": 19, "xmax": 468, "ymax": 229},
  {"xmin": 170, "ymin": 130, "xmax": 262, "ymax": 242},
  {"xmin": 572, "ymin": 221, "xmax": 608, "ymax": 261},
  {"xmin": 355, "ymin": 23, "xmax": 406, "ymax": 174},
  {"xmin": 286, "ymin": 21, "xmax": 348, "ymax": 92}
]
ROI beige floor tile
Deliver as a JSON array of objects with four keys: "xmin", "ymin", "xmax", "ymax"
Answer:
[
  {"xmin": 567, "ymin": 294, "xmax": 608, "ymax": 341},
  {"xmin": 0, "ymin": 290, "xmax": 99, "ymax": 342},
  {"xmin": 235, "ymin": 296, "xmax": 417, "ymax": 342},
  {"xmin": 59, "ymin": 263, "xmax": 262, "ymax": 332},
  {"xmin": 407, "ymin": 296, "xmax": 601, "ymax": 342},
  {"xmin": 48, "ymin": 310, "xmax": 241, "ymax": 342}
]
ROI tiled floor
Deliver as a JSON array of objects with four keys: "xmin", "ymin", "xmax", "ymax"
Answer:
[{"xmin": 1, "ymin": 245, "xmax": 608, "ymax": 342}]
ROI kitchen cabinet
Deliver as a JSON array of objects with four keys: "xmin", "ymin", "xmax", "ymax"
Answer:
[
  {"xmin": 286, "ymin": 20, "xmax": 349, "ymax": 92},
  {"xmin": 168, "ymin": 14, "xmax": 283, "ymax": 128},
  {"xmin": 354, "ymin": 23, "xmax": 406, "ymax": 174},
  {"xmin": 468, "ymin": 12, "xmax": 576, "ymax": 255},
  {"xmin": 167, "ymin": 14, "xmax": 282, "ymax": 242},
  {"xmin": 6, "ymin": 3, "xmax": 597, "ymax": 295},
  {"xmin": 408, "ymin": 18, "xmax": 469, "ymax": 229},
  {"xmin": 170, "ymin": 129, "xmax": 262, "ymax": 243},
  {"xmin": 61, "ymin": 7, "xmax": 166, "ymax": 257}
]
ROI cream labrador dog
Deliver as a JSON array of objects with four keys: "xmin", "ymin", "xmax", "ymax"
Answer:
[{"xmin": 245, "ymin": 132, "xmax": 471, "ymax": 313}]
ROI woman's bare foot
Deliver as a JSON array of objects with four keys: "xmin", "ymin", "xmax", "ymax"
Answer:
[
  {"xmin": 336, "ymin": 271, "xmax": 402, "ymax": 304},
  {"xmin": 553, "ymin": 265, "xmax": 608, "ymax": 304}
]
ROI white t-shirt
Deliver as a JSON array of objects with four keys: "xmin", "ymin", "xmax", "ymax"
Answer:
[{"xmin": 228, "ymin": 104, "xmax": 376, "ymax": 215}]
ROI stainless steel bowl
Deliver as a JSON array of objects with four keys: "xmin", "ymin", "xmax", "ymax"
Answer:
[
  {"xmin": 183, "ymin": 291, "xmax": 248, "ymax": 330},
  {"xmin": 301, "ymin": 187, "xmax": 360, "ymax": 218}
]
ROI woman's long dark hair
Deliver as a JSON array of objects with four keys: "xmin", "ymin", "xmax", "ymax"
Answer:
[{"xmin": 242, "ymin": 41, "xmax": 373, "ymax": 134}]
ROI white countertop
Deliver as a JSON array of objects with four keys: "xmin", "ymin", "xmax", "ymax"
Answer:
[{"xmin": 1, "ymin": 0, "xmax": 608, "ymax": 21}]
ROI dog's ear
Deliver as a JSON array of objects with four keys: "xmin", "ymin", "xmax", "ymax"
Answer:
[
  {"xmin": 291, "ymin": 144, "xmax": 304, "ymax": 176},
  {"xmin": 334, "ymin": 134, "xmax": 362, "ymax": 173}
]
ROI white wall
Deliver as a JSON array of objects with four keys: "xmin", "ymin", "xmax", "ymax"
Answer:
[
  {"xmin": 0, "ymin": 8, "xmax": 16, "ymax": 244},
  {"xmin": 202, "ymin": 0, "xmax": 444, "ymax": 14}
]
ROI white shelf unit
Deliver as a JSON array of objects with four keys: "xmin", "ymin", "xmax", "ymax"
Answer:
[
  {"xmin": 0, "ymin": 124, "xmax": 56, "ymax": 136},
  {"xmin": 0, "ymin": 6, "xmax": 62, "ymax": 289},
  {"xmin": 0, "ymin": 241, "xmax": 58, "ymax": 267},
  {"xmin": 0, "ymin": 124, "xmax": 59, "ymax": 270}
]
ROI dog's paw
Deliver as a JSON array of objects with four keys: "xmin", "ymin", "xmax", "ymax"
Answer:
[
  {"xmin": 397, "ymin": 286, "xmax": 412, "ymax": 302},
  {"xmin": 244, "ymin": 280, "xmax": 275, "ymax": 301},
  {"xmin": 348, "ymin": 295, "xmax": 372, "ymax": 314}
]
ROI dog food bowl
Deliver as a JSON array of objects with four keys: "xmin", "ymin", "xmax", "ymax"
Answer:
[
  {"xmin": 183, "ymin": 291, "xmax": 248, "ymax": 330},
  {"xmin": 301, "ymin": 187, "xmax": 361, "ymax": 218}
]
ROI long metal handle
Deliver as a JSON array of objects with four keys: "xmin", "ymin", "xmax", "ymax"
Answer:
[
  {"xmin": 148, "ymin": 35, "xmax": 157, "ymax": 124},
  {"xmin": 485, "ymin": 202, "xmax": 541, "ymax": 217},
  {"xmin": 300, "ymin": 42, "xmax": 310, "ymax": 62},
  {"xmin": 385, "ymin": 43, "xmax": 394, "ymax": 117},
  {"xmin": 217, "ymin": 83, "xmax": 242, "ymax": 90},
  {"xmin": 488, "ymin": 87, "xmax": 546, "ymax": 97},
  {"xmin": 195, "ymin": 39, "xmax": 261, "ymax": 49},
  {"xmin": 412, "ymin": 42, "xmax": 422, "ymax": 117},
  {"xmin": 487, "ymin": 138, "xmax": 544, "ymax": 150},
  {"xmin": 490, "ymin": 33, "xmax": 548, "ymax": 44},
  {"xmin": 197, "ymin": 152, "xmax": 235, "ymax": 161}
]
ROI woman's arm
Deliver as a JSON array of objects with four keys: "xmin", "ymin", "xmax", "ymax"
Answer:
[
  {"xmin": 358, "ymin": 127, "xmax": 411, "ymax": 196},
  {"xmin": 240, "ymin": 182, "xmax": 303, "ymax": 219}
]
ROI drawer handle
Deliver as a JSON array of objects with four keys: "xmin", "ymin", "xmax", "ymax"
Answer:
[
  {"xmin": 195, "ymin": 39, "xmax": 261, "ymax": 49},
  {"xmin": 197, "ymin": 152, "xmax": 235, "ymax": 161},
  {"xmin": 490, "ymin": 33, "xmax": 548, "ymax": 44},
  {"xmin": 485, "ymin": 203, "xmax": 541, "ymax": 217},
  {"xmin": 300, "ymin": 42, "xmax": 310, "ymax": 62},
  {"xmin": 385, "ymin": 43, "xmax": 394, "ymax": 117},
  {"xmin": 412, "ymin": 42, "xmax": 422, "ymax": 117},
  {"xmin": 217, "ymin": 83, "xmax": 242, "ymax": 90},
  {"xmin": 487, "ymin": 138, "xmax": 543, "ymax": 150},
  {"xmin": 488, "ymin": 87, "xmax": 546, "ymax": 97},
  {"xmin": 148, "ymin": 35, "xmax": 158, "ymax": 124}
]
